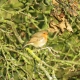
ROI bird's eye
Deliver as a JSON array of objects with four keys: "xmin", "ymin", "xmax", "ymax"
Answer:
[
  {"xmin": 43, "ymin": 32, "xmax": 47, "ymax": 34},
  {"xmin": 43, "ymin": 32, "xmax": 46, "ymax": 34}
]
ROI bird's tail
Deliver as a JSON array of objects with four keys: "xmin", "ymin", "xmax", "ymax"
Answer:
[{"xmin": 22, "ymin": 43, "xmax": 33, "ymax": 49}]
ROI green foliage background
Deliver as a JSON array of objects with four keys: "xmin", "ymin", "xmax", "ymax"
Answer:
[{"xmin": 0, "ymin": 0, "xmax": 80, "ymax": 80}]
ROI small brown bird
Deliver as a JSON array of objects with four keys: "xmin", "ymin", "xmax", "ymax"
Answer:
[{"xmin": 23, "ymin": 30, "xmax": 48, "ymax": 48}]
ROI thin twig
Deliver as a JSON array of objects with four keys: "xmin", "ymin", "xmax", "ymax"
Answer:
[{"xmin": 0, "ymin": 20, "xmax": 24, "ymax": 44}]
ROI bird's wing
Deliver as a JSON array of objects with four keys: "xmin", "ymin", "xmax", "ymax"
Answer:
[{"xmin": 28, "ymin": 37, "xmax": 41, "ymax": 43}]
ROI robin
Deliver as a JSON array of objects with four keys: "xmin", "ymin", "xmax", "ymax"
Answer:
[{"xmin": 23, "ymin": 30, "xmax": 48, "ymax": 48}]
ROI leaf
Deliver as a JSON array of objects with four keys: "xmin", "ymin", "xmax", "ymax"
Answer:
[
  {"xmin": 68, "ymin": 9, "xmax": 78, "ymax": 16},
  {"xmin": 65, "ymin": 20, "xmax": 73, "ymax": 32},
  {"xmin": 57, "ymin": 18, "xmax": 66, "ymax": 32},
  {"xmin": 48, "ymin": 27, "xmax": 59, "ymax": 33},
  {"xmin": 49, "ymin": 20, "xmax": 59, "ymax": 33},
  {"xmin": 52, "ymin": 0, "xmax": 59, "ymax": 5}
]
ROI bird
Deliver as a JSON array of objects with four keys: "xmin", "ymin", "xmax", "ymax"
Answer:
[{"xmin": 23, "ymin": 30, "xmax": 48, "ymax": 48}]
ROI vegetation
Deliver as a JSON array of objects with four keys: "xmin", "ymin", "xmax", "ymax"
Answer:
[{"xmin": 0, "ymin": 0, "xmax": 80, "ymax": 80}]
